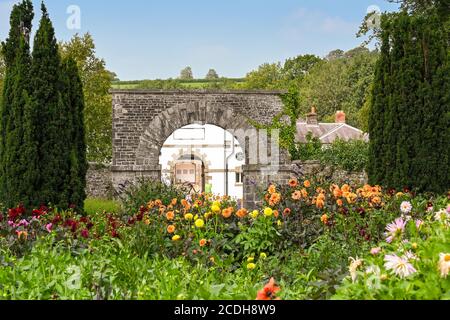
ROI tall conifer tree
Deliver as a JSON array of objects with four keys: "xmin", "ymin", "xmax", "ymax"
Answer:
[
  {"xmin": 30, "ymin": 4, "xmax": 69, "ymax": 208},
  {"xmin": 61, "ymin": 57, "xmax": 88, "ymax": 209},
  {"xmin": 369, "ymin": 7, "xmax": 450, "ymax": 193},
  {"xmin": 368, "ymin": 15, "xmax": 391, "ymax": 186},
  {"xmin": 0, "ymin": 0, "xmax": 35, "ymax": 207},
  {"xmin": 0, "ymin": 1, "xmax": 88, "ymax": 210}
]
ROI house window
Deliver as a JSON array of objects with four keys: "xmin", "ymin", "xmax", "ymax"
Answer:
[
  {"xmin": 176, "ymin": 170, "xmax": 181, "ymax": 174},
  {"xmin": 189, "ymin": 169, "xmax": 195, "ymax": 174},
  {"xmin": 235, "ymin": 172, "xmax": 243, "ymax": 184}
]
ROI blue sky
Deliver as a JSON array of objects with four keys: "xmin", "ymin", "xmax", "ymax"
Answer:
[{"xmin": 0, "ymin": 0, "xmax": 399, "ymax": 80}]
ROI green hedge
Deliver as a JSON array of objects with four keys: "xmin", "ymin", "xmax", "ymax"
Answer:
[{"xmin": 291, "ymin": 133, "xmax": 369, "ymax": 172}]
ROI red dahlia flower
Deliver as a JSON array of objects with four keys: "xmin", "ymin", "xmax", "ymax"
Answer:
[
  {"xmin": 81, "ymin": 229, "xmax": 89, "ymax": 239},
  {"xmin": 256, "ymin": 278, "xmax": 281, "ymax": 300}
]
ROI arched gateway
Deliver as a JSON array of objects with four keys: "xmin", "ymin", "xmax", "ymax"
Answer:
[{"xmin": 111, "ymin": 90, "xmax": 293, "ymax": 208}]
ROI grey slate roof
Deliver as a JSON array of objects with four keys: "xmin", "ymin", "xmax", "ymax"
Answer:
[{"xmin": 295, "ymin": 122, "xmax": 369, "ymax": 144}]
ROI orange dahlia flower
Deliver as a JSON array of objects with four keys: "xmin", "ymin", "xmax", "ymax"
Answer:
[{"xmin": 167, "ymin": 225, "xmax": 175, "ymax": 234}]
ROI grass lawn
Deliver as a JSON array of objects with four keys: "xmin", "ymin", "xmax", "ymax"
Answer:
[{"xmin": 84, "ymin": 198, "xmax": 122, "ymax": 215}]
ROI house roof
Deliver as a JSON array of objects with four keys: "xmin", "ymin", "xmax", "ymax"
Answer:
[{"xmin": 295, "ymin": 122, "xmax": 369, "ymax": 144}]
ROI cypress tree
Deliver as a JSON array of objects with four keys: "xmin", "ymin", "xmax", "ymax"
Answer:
[
  {"xmin": 0, "ymin": 2, "xmax": 88, "ymax": 210},
  {"xmin": 413, "ymin": 11, "xmax": 450, "ymax": 193},
  {"xmin": 368, "ymin": 15, "xmax": 391, "ymax": 186},
  {"xmin": 30, "ymin": 4, "xmax": 70, "ymax": 208},
  {"xmin": 61, "ymin": 57, "xmax": 88, "ymax": 210},
  {"xmin": 0, "ymin": 0, "xmax": 36, "ymax": 207},
  {"xmin": 369, "ymin": 8, "xmax": 450, "ymax": 194},
  {"xmin": 392, "ymin": 12, "xmax": 415, "ymax": 189}
]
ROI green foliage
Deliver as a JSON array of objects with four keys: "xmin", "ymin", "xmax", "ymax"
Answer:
[
  {"xmin": 179, "ymin": 66, "xmax": 193, "ymax": 80},
  {"xmin": 242, "ymin": 63, "xmax": 284, "ymax": 89},
  {"xmin": 388, "ymin": 0, "xmax": 450, "ymax": 18},
  {"xmin": 60, "ymin": 33, "xmax": 113, "ymax": 164},
  {"xmin": 112, "ymin": 78, "xmax": 246, "ymax": 89},
  {"xmin": 0, "ymin": 0, "xmax": 36, "ymax": 208},
  {"xmin": 368, "ymin": 9, "xmax": 450, "ymax": 193},
  {"xmin": 241, "ymin": 49, "xmax": 376, "ymax": 129},
  {"xmin": 136, "ymin": 78, "xmax": 184, "ymax": 89},
  {"xmin": 61, "ymin": 57, "xmax": 88, "ymax": 210},
  {"xmin": 0, "ymin": 50, "xmax": 4, "ymax": 96},
  {"xmin": 30, "ymin": 4, "xmax": 70, "ymax": 208},
  {"xmin": 299, "ymin": 48, "xmax": 379, "ymax": 128},
  {"xmin": 234, "ymin": 216, "xmax": 280, "ymax": 258},
  {"xmin": 1, "ymin": 0, "xmax": 33, "ymax": 67},
  {"xmin": 205, "ymin": 69, "xmax": 219, "ymax": 80},
  {"xmin": 84, "ymin": 198, "xmax": 122, "ymax": 215},
  {"xmin": 290, "ymin": 133, "xmax": 323, "ymax": 162},
  {"xmin": 283, "ymin": 54, "xmax": 323, "ymax": 83},
  {"xmin": 334, "ymin": 210, "xmax": 450, "ymax": 300},
  {"xmin": 242, "ymin": 54, "xmax": 323, "ymax": 90},
  {"xmin": 0, "ymin": 179, "xmax": 448, "ymax": 300},
  {"xmin": 112, "ymin": 78, "xmax": 246, "ymax": 90},
  {"xmin": 120, "ymin": 179, "xmax": 185, "ymax": 214},
  {"xmin": 291, "ymin": 135, "xmax": 369, "ymax": 172},
  {"xmin": 0, "ymin": 3, "xmax": 87, "ymax": 210},
  {"xmin": 319, "ymin": 140, "xmax": 369, "ymax": 172},
  {"xmin": 0, "ymin": 237, "xmax": 265, "ymax": 300}
]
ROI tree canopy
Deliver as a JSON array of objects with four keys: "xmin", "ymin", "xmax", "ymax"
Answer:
[
  {"xmin": 205, "ymin": 69, "xmax": 219, "ymax": 80},
  {"xmin": 60, "ymin": 33, "xmax": 113, "ymax": 164},
  {"xmin": 299, "ymin": 48, "xmax": 379, "ymax": 129},
  {"xmin": 179, "ymin": 66, "xmax": 193, "ymax": 80}
]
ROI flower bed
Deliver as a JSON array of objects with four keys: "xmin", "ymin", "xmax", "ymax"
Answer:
[{"xmin": 0, "ymin": 180, "xmax": 448, "ymax": 300}]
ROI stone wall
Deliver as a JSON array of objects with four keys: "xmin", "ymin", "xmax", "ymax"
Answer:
[
  {"xmin": 106, "ymin": 90, "xmax": 367, "ymax": 207},
  {"xmin": 291, "ymin": 160, "xmax": 368, "ymax": 186},
  {"xmin": 111, "ymin": 89, "xmax": 285, "ymax": 171},
  {"xmin": 110, "ymin": 90, "xmax": 287, "ymax": 206},
  {"xmin": 243, "ymin": 164, "xmax": 293, "ymax": 208},
  {"xmin": 87, "ymin": 161, "xmax": 367, "ymax": 205},
  {"xmin": 86, "ymin": 163, "xmax": 113, "ymax": 199},
  {"xmin": 242, "ymin": 161, "xmax": 367, "ymax": 208}
]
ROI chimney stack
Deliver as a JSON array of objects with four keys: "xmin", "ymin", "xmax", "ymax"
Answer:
[
  {"xmin": 306, "ymin": 106, "xmax": 318, "ymax": 125},
  {"xmin": 335, "ymin": 110, "xmax": 346, "ymax": 124}
]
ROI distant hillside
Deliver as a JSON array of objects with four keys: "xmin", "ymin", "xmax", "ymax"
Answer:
[{"xmin": 111, "ymin": 78, "xmax": 246, "ymax": 90}]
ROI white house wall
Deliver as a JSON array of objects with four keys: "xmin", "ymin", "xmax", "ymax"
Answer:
[{"xmin": 159, "ymin": 124, "xmax": 245, "ymax": 201}]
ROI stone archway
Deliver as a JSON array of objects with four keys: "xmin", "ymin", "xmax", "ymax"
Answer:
[
  {"xmin": 111, "ymin": 90, "xmax": 293, "ymax": 208},
  {"xmin": 165, "ymin": 150, "xmax": 212, "ymax": 192}
]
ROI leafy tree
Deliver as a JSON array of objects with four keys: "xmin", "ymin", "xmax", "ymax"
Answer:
[
  {"xmin": 60, "ymin": 33, "xmax": 113, "ymax": 163},
  {"xmin": 179, "ymin": 66, "xmax": 193, "ymax": 80},
  {"xmin": 107, "ymin": 71, "xmax": 119, "ymax": 82},
  {"xmin": 282, "ymin": 54, "xmax": 323, "ymax": 83},
  {"xmin": 0, "ymin": 0, "xmax": 36, "ymax": 208},
  {"xmin": 388, "ymin": 0, "xmax": 450, "ymax": 16},
  {"xmin": 325, "ymin": 49, "xmax": 345, "ymax": 61},
  {"xmin": 299, "ymin": 48, "xmax": 379, "ymax": 128},
  {"xmin": 205, "ymin": 69, "xmax": 219, "ymax": 80},
  {"xmin": 243, "ymin": 63, "xmax": 284, "ymax": 89}
]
